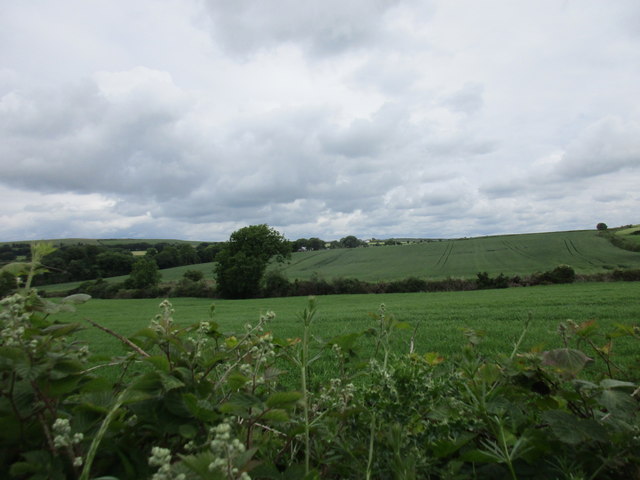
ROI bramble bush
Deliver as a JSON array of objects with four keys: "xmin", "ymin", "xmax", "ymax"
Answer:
[{"xmin": 2, "ymin": 247, "xmax": 640, "ymax": 478}]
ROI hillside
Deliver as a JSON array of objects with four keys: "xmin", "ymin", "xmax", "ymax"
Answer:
[
  {"xmin": 33, "ymin": 228, "xmax": 640, "ymax": 292},
  {"xmin": 275, "ymin": 229, "xmax": 640, "ymax": 282}
]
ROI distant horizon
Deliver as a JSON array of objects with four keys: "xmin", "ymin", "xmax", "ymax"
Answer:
[{"xmin": 3, "ymin": 222, "xmax": 636, "ymax": 245}]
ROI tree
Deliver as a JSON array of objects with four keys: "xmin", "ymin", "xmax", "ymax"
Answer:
[
  {"xmin": 215, "ymin": 225, "xmax": 291, "ymax": 299},
  {"xmin": 125, "ymin": 257, "xmax": 161, "ymax": 289},
  {"xmin": 95, "ymin": 251, "xmax": 135, "ymax": 277},
  {"xmin": 597, "ymin": 222, "xmax": 608, "ymax": 231},
  {"xmin": 340, "ymin": 235, "xmax": 361, "ymax": 248},
  {"xmin": 307, "ymin": 237, "xmax": 325, "ymax": 251}
]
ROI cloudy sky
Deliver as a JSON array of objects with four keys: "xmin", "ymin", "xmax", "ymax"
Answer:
[{"xmin": 1, "ymin": 1, "xmax": 639, "ymax": 242}]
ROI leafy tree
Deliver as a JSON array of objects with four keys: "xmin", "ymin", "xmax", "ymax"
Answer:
[
  {"xmin": 125, "ymin": 257, "xmax": 161, "ymax": 289},
  {"xmin": 154, "ymin": 246, "xmax": 180, "ymax": 269},
  {"xmin": 307, "ymin": 237, "xmax": 325, "ymax": 250},
  {"xmin": 215, "ymin": 225, "xmax": 291, "ymax": 299},
  {"xmin": 597, "ymin": 222, "xmax": 608, "ymax": 231},
  {"xmin": 340, "ymin": 235, "xmax": 362, "ymax": 248},
  {"xmin": 95, "ymin": 251, "xmax": 135, "ymax": 277},
  {"xmin": 176, "ymin": 244, "xmax": 199, "ymax": 265}
]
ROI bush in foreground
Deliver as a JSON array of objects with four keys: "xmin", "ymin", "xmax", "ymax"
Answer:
[{"xmin": 2, "ymin": 275, "xmax": 640, "ymax": 479}]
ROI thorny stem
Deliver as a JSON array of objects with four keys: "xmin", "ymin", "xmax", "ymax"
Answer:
[{"xmin": 84, "ymin": 318, "xmax": 150, "ymax": 358}]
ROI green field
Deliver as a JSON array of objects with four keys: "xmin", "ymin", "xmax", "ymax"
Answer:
[
  {"xmin": 278, "ymin": 230, "xmax": 640, "ymax": 281},
  {"xmin": 38, "ymin": 229, "xmax": 640, "ymax": 293},
  {"xmin": 616, "ymin": 225, "xmax": 640, "ymax": 246},
  {"xmin": 62, "ymin": 282, "xmax": 640, "ymax": 378}
]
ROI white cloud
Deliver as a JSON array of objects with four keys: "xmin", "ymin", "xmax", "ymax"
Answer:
[{"xmin": 0, "ymin": 0, "xmax": 639, "ymax": 241}]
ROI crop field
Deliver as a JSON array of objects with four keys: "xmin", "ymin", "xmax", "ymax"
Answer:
[
  {"xmin": 37, "ymin": 229, "xmax": 640, "ymax": 293},
  {"xmin": 61, "ymin": 282, "xmax": 640, "ymax": 379},
  {"xmin": 279, "ymin": 230, "xmax": 640, "ymax": 281}
]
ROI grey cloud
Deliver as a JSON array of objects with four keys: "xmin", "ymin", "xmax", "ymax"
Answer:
[
  {"xmin": 555, "ymin": 116, "xmax": 640, "ymax": 179},
  {"xmin": 438, "ymin": 83, "xmax": 484, "ymax": 114},
  {"xmin": 0, "ymin": 70, "xmax": 207, "ymax": 200},
  {"xmin": 202, "ymin": 0, "xmax": 401, "ymax": 56}
]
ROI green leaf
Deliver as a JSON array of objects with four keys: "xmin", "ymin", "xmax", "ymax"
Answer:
[
  {"xmin": 431, "ymin": 433, "xmax": 475, "ymax": 458},
  {"xmin": 542, "ymin": 410, "xmax": 607, "ymax": 445},
  {"xmin": 327, "ymin": 333, "xmax": 361, "ymax": 351},
  {"xmin": 43, "ymin": 322, "xmax": 83, "ymax": 337},
  {"xmin": 62, "ymin": 293, "xmax": 92, "ymax": 304},
  {"xmin": 599, "ymin": 379, "xmax": 636, "ymax": 390},
  {"xmin": 266, "ymin": 391, "xmax": 302, "ymax": 409},
  {"xmin": 183, "ymin": 394, "xmax": 218, "ymax": 422},
  {"xmin": 1, "ymin": 262, "xmax": 31, "ymax": 276},
  {"xmin": 159, "ymin": 372, "xmax": 185, "ymax": 391},
  {"xmin": 179, "ymin": 423, "xmax": 198, "ymax": 439},
  {"xmin": 129, "ymin": 371, "xmax": 163, "ymax": 395},
  {"xmin": 460, "ymin": 448, "xmax": 500, "ymax": 463},
  {"xmin": 263, "ymin": 409, "xmax": 289, "ymax": 422},
  {"xmin": 144, "ymin": 355, "xmax": 170, "ymax": 372},
  {"xmin": 598, "ymin": 389, "xmax": 637, "ymax": 415},
  {"xmin": 227, "ymin": 373, "xmax": 250, "ymax": 390},
  {"xmin": 541, "ymin": 348, "xmax": 593, "ymax": 377}
]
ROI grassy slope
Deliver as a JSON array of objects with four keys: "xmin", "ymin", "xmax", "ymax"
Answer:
[
  {"xmin": 277, "ymin": 230, "xmax": 640, "ymax": 281},
  {"xmin": 38, "ymin": 229, "xmax": 640, "ymax": 292},
  {"xmin": 62, "ymin": 282, "xmax": 640, "ymax": 376},
  {"xmin": 616, "ymin": 225, "xmax": 640, "ymax": 246}
]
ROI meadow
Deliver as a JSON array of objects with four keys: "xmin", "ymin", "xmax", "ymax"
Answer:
[
  {"xmin": 279, "ymin": 230, "xmax": 640, "ymax": 281},
  {"xmin": 39, "ymin": 228, "xmax": 640, "ymax": 293},
  {"xmin": 63, "ymin": 281, "xmax": 640, "ymax": 379}
]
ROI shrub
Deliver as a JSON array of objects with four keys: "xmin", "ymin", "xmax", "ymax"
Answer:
[
  {"xmin": 476, "ymin": 272, "xmax": 510, "ymax": 289},
  {"xmin": 182, "ymin": 269, "xmax": 204, "ymax": 282},
  {"xmin": 3, "ymin": 286, "xmax": 640, "ymax": 479},
  {"xmin": 262, "ymin": 270, "xmax": 291, "ymax": 298}
]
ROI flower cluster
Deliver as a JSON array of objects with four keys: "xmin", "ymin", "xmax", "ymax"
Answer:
[
  {"xmin": 208, "ymin": 421, "xmax": 251, "ymax": 480},
  {"xmin": 318, "ymin": 378, "xmax": 356, "ymax": 413},
  {"xmin": 0, "ymin": 293, "xmax": 29, "ymax": 348},
  {"xmin": 148, "ymin": 446, "xmax": 185, "ymax": 480},
  {"xmin": 150, "ymin": 299, "xmax": 175, "ymax": 335},
  {"xmin": 52, "ymin": 418, "xmax": 84, "ymax": 467}
]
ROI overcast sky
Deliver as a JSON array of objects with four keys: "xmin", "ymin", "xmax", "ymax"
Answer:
[{"xmin": 1, "ymin": 1, "xmax": 639, "ymax": 242}]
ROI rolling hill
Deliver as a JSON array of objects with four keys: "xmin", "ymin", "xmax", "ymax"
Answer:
[
  {"xmin": 276, "ymin": 229, "xmax": 640, "ymax": 282},
  {"xmin": 34, "ymin": 228, "xmax": 640, "ymax": 292}
]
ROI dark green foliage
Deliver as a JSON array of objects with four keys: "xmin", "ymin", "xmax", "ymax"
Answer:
[
  {"xmin": 597, "ymin": 222, "xmax": 608, "ymax": 230},
  {"xmin": 262, "ymin": 270, "xmax": 291, "ymax": 298},
  {"xmin": 95, "ymin": 250, "xmax": 135, "ymax": 277},
  {"xmin": 215, "ymin": 225, "xmax": 291, "ymax": 299},
  {"xmin": 0, "ymin": 270, "xmax": 17, "ymax": 298},
  {"xmin": 537, "ymin": 264, "xmax": 576, "ymax": 284},
  {"xmin": 476, "ymin": 271, "xmax": 510, "ymax": 289},
  {"xmin": 171, "ymin": 277, "xmax": 215, "ymax": 298},
  {"xmin": 124, "ymin": 256, "xmax": 161, "ymax": 289},
  {"xmin": 612, "ymin": 268, "xmax": 640, "ymax": 281},
  {"xmin": 339, "ymin": 235, "xmax": 364, "ymax": 248},
  {"xmin": 182, "ymin": 269, "xmax": 204, "ymax": 282},
  {"xmin": 3, "ymin": 276, "xmax": 640, "ymax": 478}
]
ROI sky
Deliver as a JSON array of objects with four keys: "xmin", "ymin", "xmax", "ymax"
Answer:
[{"xmin": 1, "ymin": 0, "xmax": 639, "ymax": 242}]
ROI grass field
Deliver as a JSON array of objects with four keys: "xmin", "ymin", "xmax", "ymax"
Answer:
[
  {"xmin": 60, "ymin": 282, "xmax": 640, "ymax": 379},
  {"xmin": 616, "ymin": 225, "xmax": 640, "ymax": 246},
  {"xmin": 279, "ymin": 230, "xmax": 640, "ymax": 281},
  {"xmin": 39, "ymin": 229, "xmax": 640, "ymax": 293}
]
